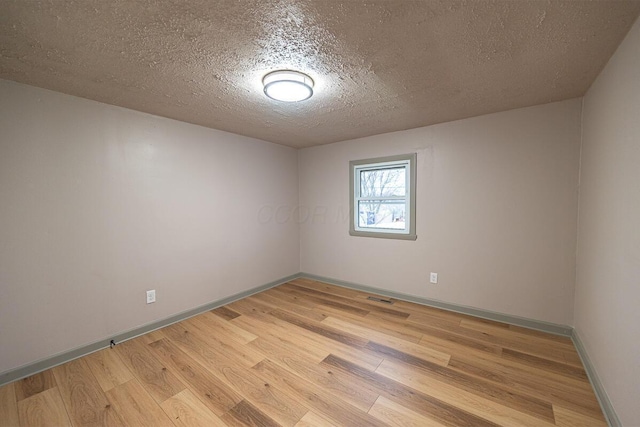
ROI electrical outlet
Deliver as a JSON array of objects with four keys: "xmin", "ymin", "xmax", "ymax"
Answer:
[
  {"xmin": 146, "ymin": 289, "xmax": 156, "ymax": 304},
  {"xmin": 429, "ymin": 272, "xmax": 438, "ymax": 284}
]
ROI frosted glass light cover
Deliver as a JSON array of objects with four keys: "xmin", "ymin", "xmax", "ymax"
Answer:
[{"xmin": 263, "ymin": 70, "xmax": 314, "ymax": 102}]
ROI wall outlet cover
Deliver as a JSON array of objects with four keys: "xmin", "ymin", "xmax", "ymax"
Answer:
[{"xmin": 146, "ymin": 289, "xmax": 156, "ymax": 304}]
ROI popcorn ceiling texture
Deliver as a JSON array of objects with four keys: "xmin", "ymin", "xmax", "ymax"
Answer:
[{"xmin": 1, "ymin": 0, "xmax": 638, "ymax": 148}]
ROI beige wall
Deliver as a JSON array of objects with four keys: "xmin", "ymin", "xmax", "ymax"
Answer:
[
  {"xmin": 299, "ymin": 99, "xmax": 582, "ymax": 325},
  {"xmin": 576, "ymin": 17, "xmax": 640, "ymax": 425},
  {"xmin": 0, "ymin": 80, "xmax": 299, "ymax": 375}
]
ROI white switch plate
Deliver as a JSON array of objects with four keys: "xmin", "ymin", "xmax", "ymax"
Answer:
[
  {"xmin": 146, "ymin": 290, "xmax": 156, "ymax": 304},
  {"xmin": 430, "ymin": 272, "xmax": 438, "ymax": 284}
]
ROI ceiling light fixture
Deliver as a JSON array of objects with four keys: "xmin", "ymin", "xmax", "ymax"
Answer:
[{"xmin": 263, "ymin": 70, "xmax": 314, "ymax": 102}]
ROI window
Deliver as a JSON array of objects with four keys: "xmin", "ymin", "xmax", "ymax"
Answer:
[{"xmin": 349, "ymin": 153, "xmax": 416, "ymax": 240}]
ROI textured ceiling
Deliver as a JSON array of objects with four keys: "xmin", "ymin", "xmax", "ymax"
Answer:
[{"xmin": 1, "ymin": 1, "xmax": 639, "ymax": 148}]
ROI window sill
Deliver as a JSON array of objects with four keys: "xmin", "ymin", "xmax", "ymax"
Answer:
[{"xmin": 349, "ymin": 230, "xmax": 417, "ymax": 240}]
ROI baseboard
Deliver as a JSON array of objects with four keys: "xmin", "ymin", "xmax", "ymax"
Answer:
[
  {"xmin": 299, "ymin": 272, "xmax": 573, "ymax": 336},
  {"xmin": 0, "ymin": 273, "xmax": 301, "ymax": 388},
  {"xmin": 572, "ymin": 329, "xmax": 620, "ymax": 427}
]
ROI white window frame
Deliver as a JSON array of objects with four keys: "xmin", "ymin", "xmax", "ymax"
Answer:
[{"xmin": 349, "ymin": 153, "xmax": 417, "ymax": 240}]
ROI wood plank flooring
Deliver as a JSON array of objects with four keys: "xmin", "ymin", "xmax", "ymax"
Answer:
[{"xmin": 0, "ymin": 278, "xmax": 606, "ymax": 426}]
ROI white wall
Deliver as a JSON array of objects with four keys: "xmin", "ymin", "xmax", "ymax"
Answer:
[
  {"xmin": 299, "ymin": 99, "xmax": 582, "ymax": 325},
  {"xmin": 576, "ymin": 17, "xmax": 640, "ymax": 425},
  {"xmin": 0, "ymin": 80, "xmax": 299, "ymax": 375}
]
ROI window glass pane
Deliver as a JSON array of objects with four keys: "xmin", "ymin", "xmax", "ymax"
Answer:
[
  {"xmin": 360, "ymin": 167, "xmax": 405, "ymax": 198},
  {"xmin": 358, "ymin": 200, "xmax": 406, "ymax": 230}
]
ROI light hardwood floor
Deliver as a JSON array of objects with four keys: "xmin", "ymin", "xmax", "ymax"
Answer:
[{"xmin": 0, "ymin": 278, "xmax": 606, "ymax": 426}]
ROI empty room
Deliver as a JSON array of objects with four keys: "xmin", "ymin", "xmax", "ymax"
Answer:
[{"xmin": 1, "ymin": 1, "xmax": 639, "ymax": 426}]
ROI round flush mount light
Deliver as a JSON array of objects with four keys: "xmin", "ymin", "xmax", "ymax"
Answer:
[{"xmin": 263, "ymin": 70, "xmax": 314, "ymax": 102}]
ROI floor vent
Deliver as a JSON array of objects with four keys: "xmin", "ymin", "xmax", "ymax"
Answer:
[{"xmin": 367, "ymin": 296, "xmax": 394, "ymax": 305}]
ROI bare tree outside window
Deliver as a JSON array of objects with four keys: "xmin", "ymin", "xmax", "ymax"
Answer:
[{"xmin": 358, "ymin": 167, "xmax": 406, "ymax": 229}]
